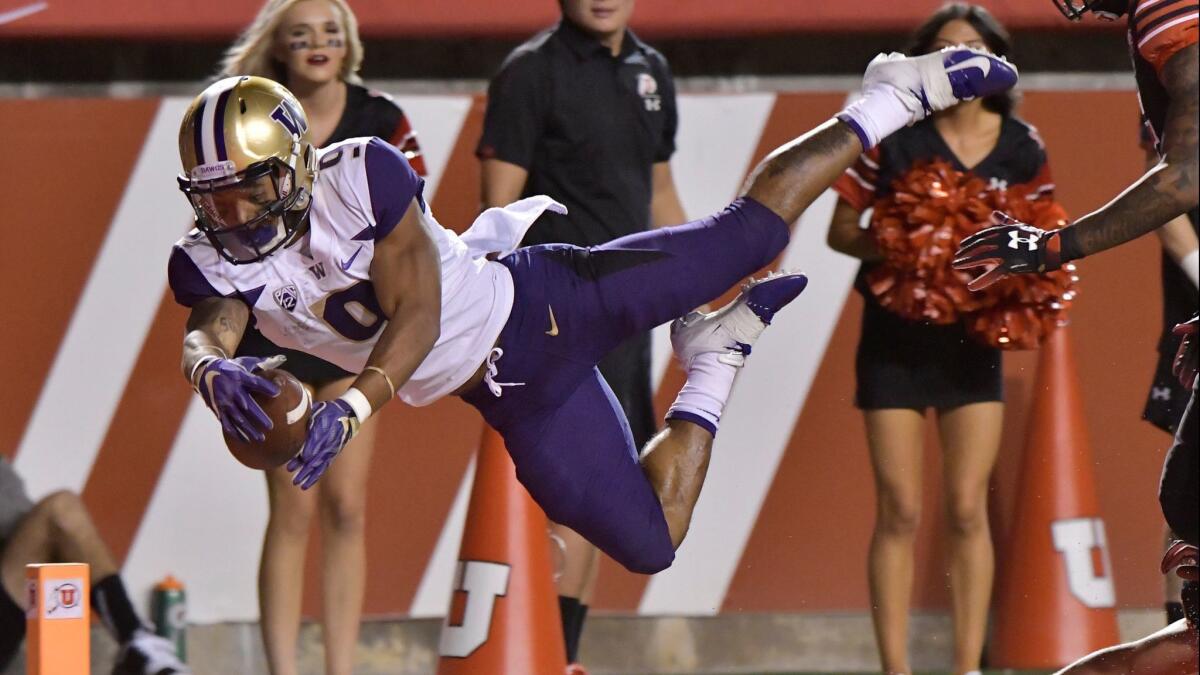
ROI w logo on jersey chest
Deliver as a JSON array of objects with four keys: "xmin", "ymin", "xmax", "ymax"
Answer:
[{"xmin": 273, "ymin": 284, "xmax": 299, "ymax": 312}]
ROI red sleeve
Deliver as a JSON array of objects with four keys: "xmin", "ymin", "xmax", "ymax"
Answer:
[
  {"xmin": 387, "ymin": 112, "xmax": 427, "ymax": 177},
  {"xmin": 1131, "ymin": 0, "xmax": 1199, "ymax": 79},
  {"xmin": 1005, "ymin": 121, "xmax": 1057, "ymax": 202},
  {"xmin": 832, "ymin": 147, "xmax": 881, "ymax": 212},
  {"xmin": 1013, "ymin": 157, "xmax": 1070, "ymax": 222}
]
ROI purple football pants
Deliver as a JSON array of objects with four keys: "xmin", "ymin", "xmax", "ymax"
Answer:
[{"xmin": 461, "ymin": 197, "xmax": 789, "ymax": 573}]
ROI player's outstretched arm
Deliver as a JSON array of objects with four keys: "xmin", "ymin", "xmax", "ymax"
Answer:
[
  {"xmin": 355, "ymin": 197, "xmax": 442, "ymax": 411},
  {"xmin": 1062, "ymin": 43, "xmax": 1198, "ymax": 258},
  {"xmin": 743, "ymin": 119, "xmax": 864, "ymax": 225},
  {"xmin": 955, "ymin": 45, "xmax": 1197, "ymax": 289},
  {"xmin": 287, "ymin": 197, "xmax": 441, "ymax": 489}
]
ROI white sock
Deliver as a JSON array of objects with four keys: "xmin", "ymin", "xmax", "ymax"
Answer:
[
  {"xmin": 666, "ymin": 353, "xmax": 739, "ymax": 435},
  {"xmin": 836, "ymin": 85, "xmax": 916, "ymax": 150}
]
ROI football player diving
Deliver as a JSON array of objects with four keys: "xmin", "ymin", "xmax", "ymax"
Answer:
[
  {"xmin": 170, "ymin": 47, "xmax": 1017, "ymax": 576},
  {"xmin": 953, "ymin": 1, "xmax": 1198, "ymax": 671}
]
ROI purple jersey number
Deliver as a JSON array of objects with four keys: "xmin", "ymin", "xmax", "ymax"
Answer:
[{"xmin": 322, "ymin": 280, "xmax": 386, "ymax": 341}]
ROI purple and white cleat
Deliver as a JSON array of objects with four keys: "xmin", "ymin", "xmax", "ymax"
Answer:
[
  {"xmin": 671, "ymin": 270, "xmax": 809, "ymax": 368},
  {"xmin": 941, "ymin": 48, "xmax": 1020, "ymax": 101},
  {"xmin": 861, "ymin": 46, "xmax": 1019, "ymax": 122}
]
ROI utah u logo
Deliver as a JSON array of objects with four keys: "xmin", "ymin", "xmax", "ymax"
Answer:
[
  {"xmin": 273, "ymin": 284, "xmax": 299, "ymax": 312},
  {"xmin": 270, "ymin": 101, "xmax": 308, "ymax": 137},
  {"xmin": 637, "ymin": 73, "xmax": 658, "ymax": 96},
  {"xmin": 1008, "ymin": 229, "xmax": 1040, "ymax": 251},
  {"xmin": 55, "ymin": 584, "xmax": 78, "ymax": 610},
  {"xmin": 47, "ymin": 581, "xmax": 82, "ymax": 617},
  {"xmin": 1051, "ymin": 517, "xmax": 1116, "ymax": 608},
  {"xmin": 637, "ymin": 72, "xmax": 662, "ymax": 112},
  {"xmin": 438, "ymin": 560, "xmax": 511, "ymax": 658}
]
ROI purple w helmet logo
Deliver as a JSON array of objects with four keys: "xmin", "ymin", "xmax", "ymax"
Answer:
[{"xmin": 270, "ymin": 101, "xmax": 307, "ymax": 137}]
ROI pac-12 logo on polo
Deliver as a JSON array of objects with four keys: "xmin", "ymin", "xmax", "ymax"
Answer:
[
  {"xmin": 637, "ymin": 73, "xmax": 662, "ymax": 112},
  {"xmin": 274, "ymin": 284, "xmax": 299, "ymax": 312}
]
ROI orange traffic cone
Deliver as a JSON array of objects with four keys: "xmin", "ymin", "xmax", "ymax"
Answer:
[
  {"xmin": 991, "ymin": 326, "xmax": 1121, "ymax": 668},
  {"xmin": 437, "ymin": 427, "xmax": 567, "ymax": 675}
]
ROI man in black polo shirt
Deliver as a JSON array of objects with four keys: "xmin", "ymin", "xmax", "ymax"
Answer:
[{"xmin": 477, "ymin": 0, "xmax": 686, "ymax": 669}]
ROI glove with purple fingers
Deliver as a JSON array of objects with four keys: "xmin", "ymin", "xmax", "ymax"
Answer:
[
  {"xmin": 287, "ymin": 399, "xmax": 360, "ymax": 490},
  {"xmin": 191, "ymin": 354, "xmax": 284, "ymax": 442},
  {"xmin": 952, "ymin": 211, "xmax": 1068, "ymax": 291}
]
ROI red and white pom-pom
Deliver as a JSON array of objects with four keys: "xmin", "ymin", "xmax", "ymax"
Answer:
[
  {"xmin": 867, "ymin": 159, "xmax": 993, "ymax": 324},
  {"xmin": 867, "ymin": 160, "xmax": 1079, "ymax": 347}
]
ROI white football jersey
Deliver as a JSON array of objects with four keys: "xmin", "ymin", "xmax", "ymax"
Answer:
[{"xmin": 168, "ymin": 137, "xmax": 559, "ymax": 406}]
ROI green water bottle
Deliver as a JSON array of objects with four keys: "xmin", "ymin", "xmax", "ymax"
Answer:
[{"xmin": 151, "ymin": 575, "xmax": 187, "ymax": 662}]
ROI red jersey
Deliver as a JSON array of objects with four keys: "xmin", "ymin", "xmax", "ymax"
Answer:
[{"xmin": 1128, "ymin": 0, "xmax": 1199, "ymax": 153}]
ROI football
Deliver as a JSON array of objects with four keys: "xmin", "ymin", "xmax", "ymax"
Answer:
[{"xmin": 224, "ymin": 369, "xmax": 311, "ymax": 470}]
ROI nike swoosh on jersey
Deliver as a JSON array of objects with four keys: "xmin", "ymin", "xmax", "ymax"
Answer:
[
  {"xmin": 340, "ymin": 246, "xmax": 364, "ymax": 271},
  {"xmin": 545, "ymin": 305, "xmax": 559, "ymax": 336},
  {"xmin": 945, "ymin": 55, "xmax": 992, "ymax": 77}
]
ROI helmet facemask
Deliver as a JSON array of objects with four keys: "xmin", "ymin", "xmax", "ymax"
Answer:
[
  {"xmin": 178, "ymin": 157, "xmax": 310, "ymax": 265},
  {"xmin": 1051, "ymin": 0, "xmax": 1128, "ymax": 20}
]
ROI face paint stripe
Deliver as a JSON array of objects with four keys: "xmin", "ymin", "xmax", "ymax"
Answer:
[{"xmin": 213, "ymin": 87, "xmax": 233, "ymax": 162}]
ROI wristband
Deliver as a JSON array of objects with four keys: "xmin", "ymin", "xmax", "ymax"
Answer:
[
  {"xmin": 339, "ymin": 387, "xmax": 373, "ymax": 423},
  {"xmin": 1181, "ymin": 249, "xmax": 1199, "ymax": 288}
]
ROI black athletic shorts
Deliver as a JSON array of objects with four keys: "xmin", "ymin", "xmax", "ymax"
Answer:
[
  {"xmin": 1143, "ymin": 347, "xmax": 1190, "ymax": 434},
  {"xmin": 235, "ymin": 326, "xmax": 352, "ymax": 389}
]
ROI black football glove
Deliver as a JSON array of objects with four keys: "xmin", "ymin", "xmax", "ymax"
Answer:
[{"xmin": 953, "ymin": 211, "xmax": 1068, "ymax": 291}]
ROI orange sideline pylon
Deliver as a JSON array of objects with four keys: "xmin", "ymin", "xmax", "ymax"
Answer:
[
  {"xmin": 991, "ymin": 327, "xmax": 1120, "ymax": 668},
  {"xmin": 26, "ymin": 563, "xmax": 90, "ymax": 674},
  {"xmin": 437, "ymin": 427, "xmax": 567, "ymax": 675}
]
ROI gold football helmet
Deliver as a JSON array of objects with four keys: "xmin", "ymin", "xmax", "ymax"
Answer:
[{"xmin": 177, "ymin": 76, "xmax": 317, "ymax": 264}]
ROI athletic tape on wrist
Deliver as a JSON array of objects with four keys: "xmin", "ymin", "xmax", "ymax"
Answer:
[{"xmin": 340, "ymin": 387, "xmax": 373, "ymax": 423}]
